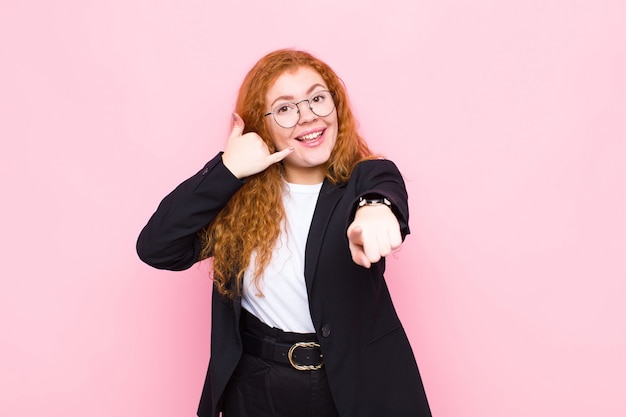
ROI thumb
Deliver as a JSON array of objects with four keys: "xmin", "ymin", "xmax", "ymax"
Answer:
[{"xmin": 231, "ymin": 113, "xmax": 245, "ymax": 137}]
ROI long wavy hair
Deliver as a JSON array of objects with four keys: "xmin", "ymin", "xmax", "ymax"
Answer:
[{"xmin": 199, "ymin": 49, "xmax": 373, "ymax": 299}]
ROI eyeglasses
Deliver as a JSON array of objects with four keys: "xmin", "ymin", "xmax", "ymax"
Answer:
[{"xmin": 264, "ymin": 90, "xmax": 336, "ymax": 129}]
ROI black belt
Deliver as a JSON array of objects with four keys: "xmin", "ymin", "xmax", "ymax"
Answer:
[{"xmin": 241, "ymin": 332, "xmax": 324, "ymax": 371}]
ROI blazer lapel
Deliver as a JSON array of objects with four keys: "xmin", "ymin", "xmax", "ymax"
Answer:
[{"xmin": 304, "ymin": 179, "xmax": 344, "ymax": 292}]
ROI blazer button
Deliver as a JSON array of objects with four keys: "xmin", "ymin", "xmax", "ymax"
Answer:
[{"xmin": 321, "ymin": 325, "xmax": 331, "ymax": 338}]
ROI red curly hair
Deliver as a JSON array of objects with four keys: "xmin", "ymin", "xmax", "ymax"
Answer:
[{"xmin": 199, "ymin": 49, "xmax": 373, "ymax": 298}]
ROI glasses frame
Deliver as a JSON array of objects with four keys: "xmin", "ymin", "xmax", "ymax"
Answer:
[{"xmin": 264, "ymin": 90, "xmax": 336, "ymax": 129}]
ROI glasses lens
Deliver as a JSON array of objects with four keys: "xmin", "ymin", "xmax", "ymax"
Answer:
[
  {"xmin": 309, "ymin": 91, "xmax": 335, "ymax": 117},
  {"xmin": 273, "ymin": 103, "xmax": 299, "ymax": 128}
]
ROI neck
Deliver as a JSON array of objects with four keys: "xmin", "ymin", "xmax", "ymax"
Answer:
[{"xmin": 283, "ymin": 166, "xmax": 325, "ymax": 184}]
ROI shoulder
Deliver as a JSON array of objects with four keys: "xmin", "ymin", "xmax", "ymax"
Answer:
[
  {"xmin": 350, "ymin": 158, "xmax": 403, "ymax": 179},
  {"xmin": 341, "ymin": 158, "xmax": 408, "ymax": 200},
  {"xmin": 354, "ymin": 157, "xmax": 400, "ymax": 170}
]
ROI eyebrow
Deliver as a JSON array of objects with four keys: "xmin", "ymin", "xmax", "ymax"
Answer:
[{"xmin": 269, "ymin": 83, "xmax": 327, "ymax": 108}]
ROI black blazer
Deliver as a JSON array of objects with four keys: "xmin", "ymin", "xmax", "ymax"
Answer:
[{"xmin": 137, "ymin": 154, "xmax": 431, "ymax": 417}]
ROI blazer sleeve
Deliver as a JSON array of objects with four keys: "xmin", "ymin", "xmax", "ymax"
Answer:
[
  {"xmin": 136, "ymin": 153, "xmax": 245, "ymax": 271},
  {"xmin": 349, "ymin": 158, "xmax": 411, "ymax": 239}
]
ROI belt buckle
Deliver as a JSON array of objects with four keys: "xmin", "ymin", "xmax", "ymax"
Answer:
[{"xmin": 288, "ymin": 341, "xmax": 323, "ymax": 371}]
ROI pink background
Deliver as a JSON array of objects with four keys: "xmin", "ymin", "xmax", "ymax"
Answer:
[{"xmin": 2, "ymin": 1, "xmax": 625, "ymax": 416}]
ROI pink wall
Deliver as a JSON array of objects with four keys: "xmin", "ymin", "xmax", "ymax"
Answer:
[{"xmin": 2, "ymin": 1, "xmax": 625, "ymax": 416}]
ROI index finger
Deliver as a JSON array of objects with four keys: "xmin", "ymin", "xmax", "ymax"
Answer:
[{"xmin": 347, "ymin": 225, "xmax": 364, "ymax": 245}]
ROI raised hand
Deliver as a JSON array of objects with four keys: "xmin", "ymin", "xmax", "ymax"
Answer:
[
  {"xmin": 347, "ymin": 204, "xmax": 402, "ymax": 268},
  {"xmin": 221, "ymin": 113, "xmax": 294, "ymax": 179}
]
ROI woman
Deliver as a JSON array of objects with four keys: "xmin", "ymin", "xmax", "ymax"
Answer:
[{"xmin": 137, "ymin": 49, "xmax": 431, "ymax": 417}]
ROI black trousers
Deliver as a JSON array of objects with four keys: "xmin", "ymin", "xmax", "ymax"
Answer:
[{"xmin": 222, "ymin": 311, "xmax": 341, "ymax": 417}]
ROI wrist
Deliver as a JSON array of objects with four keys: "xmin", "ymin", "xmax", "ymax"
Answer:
[{"xmin": 358, "ymin": 196, "xmax": 391, "ymax": 209}]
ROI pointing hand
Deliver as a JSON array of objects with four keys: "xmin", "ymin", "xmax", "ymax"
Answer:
[{"xmin": 347, "ymin": 204, "xmax": 402, "ymax": 268}]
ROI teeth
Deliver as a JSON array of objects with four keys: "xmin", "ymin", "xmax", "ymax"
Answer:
[{"xmin": 298, "ymin": 131, "xmax": 323, "ymax": 141}]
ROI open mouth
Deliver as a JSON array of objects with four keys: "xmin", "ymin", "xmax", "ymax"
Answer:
[{"xmin": 295, "ymin": 130, "xmax": 324, "ymax": 143}]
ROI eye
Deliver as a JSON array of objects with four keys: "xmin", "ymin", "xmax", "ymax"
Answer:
[
  {"xmin": 275, "ymin": 104, "xmax": 295, "ymax": 115},
  {"xmin": 311, "ymin": 93, "xmax": 326, "ymax": 103}
]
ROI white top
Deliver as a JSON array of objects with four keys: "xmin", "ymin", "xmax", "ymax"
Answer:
[{"xmin": 241, "ymin": 181, "xmax": 322, "ymax": 333}]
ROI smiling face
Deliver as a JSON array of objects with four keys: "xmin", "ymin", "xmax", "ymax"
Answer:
[{"xmin": 265, "ymin": 66, "xmax": 338, "ymax": 184}]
